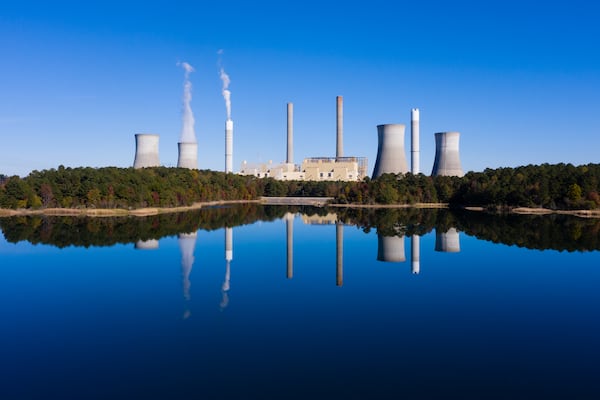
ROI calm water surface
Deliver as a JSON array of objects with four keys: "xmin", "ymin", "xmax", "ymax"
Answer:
[{"xmin": 1, "ymin": 207, "xmax": 599, "ymax": 399}]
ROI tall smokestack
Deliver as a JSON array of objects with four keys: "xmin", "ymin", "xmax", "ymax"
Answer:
[
  {"xmin": 431, "ymin": 132, "xmax": 464, "ymax": 177},
  {"xmin": 133, "ymin": 134, "xmax": 160, "ymax": 169},
  {"xmin": 336, "ymin": 96, "xmax": 343, "ymax": 159},
  {"xmin": 411, "ymin": 108, "xmax": 420, "ymax": 174},
  {"xmin": 225, "ymin": 120, "xmax": 233, "ymax": 173},
  {"xmin": 287, "ymin": 103, "xmax": 294, "ymax": 164}
]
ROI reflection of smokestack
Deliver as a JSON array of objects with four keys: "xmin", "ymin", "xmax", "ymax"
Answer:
[
  {"xmin": 336, "ymin": 222, "xmax": 343, "ymax": 287},
  {"xmin": 287, "ymin": 103, "xmax": 293, "ymax": 164},
  {"xmin": 431, "ymin": 132, "xmax": 464, "ymax": 177},
  {"xmin": 411, "ymin": 235, "xmax": 420, "ymax": 274},
  {"xmin": 178, "ymin": 232, "xmax": 198, "ymax": 301},
  {"xmin": 411, "ymin": 109, "xmax": 420, "ymax": 174},
  {"xmin": 286, "ymin": 213, "xmax": 294, "ymax": 279},
  {"xmin": 177, "ymin": 142, "xmax": 198, "ymax": 169},
  {"xmin": 225, "ymin": 120, "xmax": 233, "ymax": 173},
  {"xmin": 435, "ymin": 228, "xmax": 461, "ymax": 252},
  {"xmin": 133, "ymin": 134, "xmax": 160, "ymax": 169},
  {"xmin": 372, "ymin": 124, "xmax": 409, "ymax": 179},
  {"xmin": 134, "ymin": 239, "xmax": 159, "ymax": 249},
  {"xmin": 220, "ymin": 227, "xmax": 233, "ymax": 310},
  {"xmin": 377, "ymin": 235, "xmax": 406, "ymax": 262},
  {"xmin": 336, "ymin": 96, "xmax": 343, "ymax": 160}
]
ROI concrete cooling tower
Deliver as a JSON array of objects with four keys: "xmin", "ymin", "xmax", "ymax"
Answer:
[
  {"xmin": 372, "ymin": 124, "xmax": 409, "ymax": 179},
  {"xmin": 177, "ymin": 142, "xmax": 198, "ymax": 169},
  {"xmin": 133, "ymin": 134, "xmax": 160, "ymax": 169},
  {"xmin": 431, "ymin": 132, "xmax": 464, "ymax": 177},
  {"xmin": 376, "ymin": 235, "xmax": 406, "ymax": 262}
]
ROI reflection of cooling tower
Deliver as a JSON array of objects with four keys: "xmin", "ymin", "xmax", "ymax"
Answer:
[
  {"xmin": 134, "ymin": 239, "xmax": 159, "ymax": 249},
  {"xmin": 431, "ymin": 132, "xmax": 463, "ymax": 177},
  {"xmin": 435, "ymin": 228, "xmax": 461, "ymax": 252},
  {"xmin": 377, "ymin": 235, "xmax": 406, "ymax": 262},
  {"xmin": 411, "ymin": 109, "xmax": 420, "ymax": 174},
  {"xmin": 178, "ymin": 232, "xmax": 198, "ymax": 301},
  {"xmin": 177, "ymin": 142, "xmax": 198, "ymax": 169},
  {"xmin": 225, "ymin": 120, "xmax": 233, "ymax": 173},
  {"xmin": 411, "ymin": 235, "xmax": 420, "ymax": 274},
  {"xmin": 133, "ymin": 134, "xmax": 160, "ymax": 169},
  {"xmin": 372, "ymin": 124, "xmax": 409, "ymax": 178},
  {"xmin": 336, "ymin": 222, "xmax": 343, "ymax": 287},
  {"xmin": 286, "ymin": 213, "xmax": 294, "ymax": 279},
  {"xmin": 336, "ymin": 96, "xmax": 343, "ymax": 159},
  {"xmin": 287, "ymin": 103, "xmax": 293, "ymax": 164}
]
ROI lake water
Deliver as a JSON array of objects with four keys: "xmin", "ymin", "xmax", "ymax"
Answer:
[{"xmin": 1, "ymin": 206, "xmax": 599, "ymax": 399}]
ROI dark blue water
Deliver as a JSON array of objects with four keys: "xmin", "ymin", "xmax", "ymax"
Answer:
[{"xmin": 1, "ymin": 211, "xmax": 599, "ymax": 399}]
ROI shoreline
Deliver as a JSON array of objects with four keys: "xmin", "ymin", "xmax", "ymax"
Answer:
[{"xmin": 0, "ymin": 198, "xmax": 599, "ymax": 218}]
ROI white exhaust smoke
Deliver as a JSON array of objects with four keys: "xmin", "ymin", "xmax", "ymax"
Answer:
[{"xmin": 177, "ymin": 61, "xmax": 196, "ymax": 143}]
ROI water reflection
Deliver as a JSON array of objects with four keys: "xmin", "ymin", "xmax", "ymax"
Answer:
[
  {"xmin": 435, "ymin": 227, "xmax": 461, "ymax": 253},
  {"xmin": 411, "ymin": 235, "xmax": 420, "ymax": 274},
  {"xmin": 220, "ymin": 227, "xmax": 233, "ymax": 311},
  {"xmin": 134, "ymin": 239, "xmax": 159, "ymax": 250},
  {"xmin": 336, "ymin": 222, "xmax": 343, "ymax": 287},
  {"xmin": 286, "ymin": 213, "xmax": 294, "ymax": 279},
  {"xmin": 178, "ymin": 232, "xmax": 197, "ymax": 319},
  {"xmin": 377, "ymin": 235, "xmax": 406, "ymax": 262}
]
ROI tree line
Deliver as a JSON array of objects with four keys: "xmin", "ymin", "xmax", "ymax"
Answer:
[{"xmin": 1, "ymin": 163, "xmax": 599, "ymax": 210}]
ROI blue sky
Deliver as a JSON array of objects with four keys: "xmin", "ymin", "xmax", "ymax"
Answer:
[{"xmin": 1, "ymin": 0, "xmax": 599, "ymax": 176}]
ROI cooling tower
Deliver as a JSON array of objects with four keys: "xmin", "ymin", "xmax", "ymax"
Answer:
[
  {"xmin": 377, "ymin": 235, "xmax": 406, "ymax": 262},
  {"xmin": 177, "ymin": 142, "xmax": 198, "ymax": 169},
  {"xmin": 411, "ymin": 235, "xmax": 420, "ymax": 274},
  {"xmin": 372, "ymin": 124, "xmax": 409, "ymax": 179},
  {"xmin": 287, "ymin": 103, "xmax": 294, "ymax": 164},
  {"xmin": 225, "ymin": 120, "xmax": 233, "ymax": 173},
  {"xmin": 411, "ymin": 109, "xmax": 420, "ymax": 174},
  {"xmin": 336, "ymin": 96, "xmax": 343, "ymax": 159},
  {"xmin": 434, "ymin": 228, "xmax": 460, "ymax": 253},
  {"xmin": 431, "ymin": 132, "xmax": 464, "ymax": 177},
  {"xmin": 133, "ymin": 134, "xmax": 160, "ymax": 169}
]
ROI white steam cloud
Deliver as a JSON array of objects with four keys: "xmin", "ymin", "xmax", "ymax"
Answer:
[
  {"xmin": 218, "ymin": 50, "xmax": 232, "ymax": 120},
  {"xmin": 177, "ymin": 61, "xmax": 196, "ymax": 143}
]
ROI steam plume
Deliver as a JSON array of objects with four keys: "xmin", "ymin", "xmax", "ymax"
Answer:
[
  {"xmin": 218, "ymin": 51, "xmax": 232, "ymax": 120},
  {"xmin": 177, "ymin": 61, "xmax": 196, "ymax": 143}
]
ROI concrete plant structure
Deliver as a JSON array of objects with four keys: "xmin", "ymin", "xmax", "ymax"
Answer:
[
  {"xmin": 435, "ymin": 227, "xmax": 461, "ymax": 253},
  {"xmin": 376, "ymin": 235, "xmax": 406, "ymax": 262},
  {"xmin": 133, "ymin": 134, "xmax": 160, "ymax": 169},
  {"xmin": 302, "ymin": 157, "xmax": 367, "ymax": 181},
  {"xmin": 431, "ymin": 131, "xmax": 464, "ymax": 177},
  {"xmin": 225, "ymin": 120, "xmax": 233, "ymax": 173},
  {"xmin": 372, "ymin": 124, "xmax": 409, "ymax": 179},
  {"xmin": 411, "ymin": 109, "xmax": 420, "ymax": 174},
  {"xmin": 177, "ymin": 142, "xmax": 198, "ymax": 169}
]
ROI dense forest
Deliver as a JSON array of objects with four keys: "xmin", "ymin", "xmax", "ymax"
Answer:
[{"xmin": 0, "ymin": 163, "xmax": 599, "ymax": 210}]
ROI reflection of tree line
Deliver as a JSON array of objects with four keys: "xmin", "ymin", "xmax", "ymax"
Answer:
[{"xmin": 1, "ymin": 206, "xmax": 599, "ymax": 252}]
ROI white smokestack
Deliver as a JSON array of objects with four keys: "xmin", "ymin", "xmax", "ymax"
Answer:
[
  {"xmin": 411, "ymin": 108, "xmax": 420, "ymax": 174},
  {"xmin": 177, "ymin": 62, "xmax": 196, "ymax": 143}
]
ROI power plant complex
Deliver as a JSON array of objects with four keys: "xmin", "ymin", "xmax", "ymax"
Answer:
[{"xmin": 132, "ymin": 63, "xmax": 465, "ymax": 179}]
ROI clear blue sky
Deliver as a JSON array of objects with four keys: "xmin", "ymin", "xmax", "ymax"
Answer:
[{"xmin": 1, "ymin": 0, "xmax": 599, "ymax": 177}]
